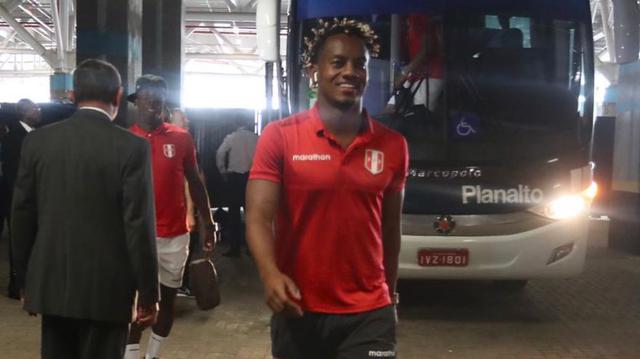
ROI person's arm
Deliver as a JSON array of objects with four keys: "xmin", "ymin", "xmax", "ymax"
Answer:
[
  {"xmin": 10, "ymin": 134, "xmax": 37, "ymax": 305},
  {"xmin": 246, "ymin": 179, "xmax": 302, "ymax": 316},
  {"xmin": 395, "ymin": 39, "xmax": 428, "ymax": 90},
  {"xmin": 382, "ymin": 137, "xmax": 409, "ymax": 303},
  {"xmin": 121, "ymin": 140, "xmax": 159, "ymax": 326},
  {"xmin": 184, "ymin": 163, "xmax": 215, "ymax": 250},
  {"xmin": 381, "ymin": 190, "xmax": 404, "ymax": 300},
  {"xmin": 216, "ymin": 135, "xmax": 230, "ymax": 174},
  {"xmin": 184, "ymin": 180, "xmax": 196, "ymax": 232}
]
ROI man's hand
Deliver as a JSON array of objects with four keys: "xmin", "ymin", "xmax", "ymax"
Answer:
[
  {"xmin": 187, "ymin": 213, "xmax": 197, "ymax": 233},
  {"xmin": 263, "ymin": 270, "xmax": 303, "ymax": 318},
  {"xmin": 135, "ymin": 302, "xmax": 159, "ymax": 327},
  {"xmin": 394, "ymin": 74, "xmax": 408, "ymax": 90},
  {"xmin": 200, "ymin": 222, "xmax": 217, "ymax": 252},
  {"xmin": 19, "ymin": 290, "xmax": 37, "ymax": 317}
]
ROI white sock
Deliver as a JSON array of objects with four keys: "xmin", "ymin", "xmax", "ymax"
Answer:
[
  {"xmin": 124, "ymin": 344, "xmax": 140, "ymax": 359},
  {"xmin": 145, "ymin": 332, "xmax": 167, "ymax": 359}
]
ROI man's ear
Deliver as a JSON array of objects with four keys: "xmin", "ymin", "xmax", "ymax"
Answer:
[
  {"xmin": 113, "ymin": 87, "xmax": 124, "ymax": 108},
  {"xmin": 307, "ymin": 66, "xmax": 318, "ymax": 87}
]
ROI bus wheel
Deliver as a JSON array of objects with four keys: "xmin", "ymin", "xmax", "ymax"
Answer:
[{"xmin": 493, "ymin": 280, "xmax": 528, "ymax": 291}]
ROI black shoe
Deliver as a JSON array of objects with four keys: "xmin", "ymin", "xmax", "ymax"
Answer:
[{"xmin": 176, "ymin": 287, "xmax": 194, "ymax": 298}]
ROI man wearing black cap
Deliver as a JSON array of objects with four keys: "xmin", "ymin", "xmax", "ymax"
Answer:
[{"xmin": 125, "ymin": 74, "xmax": 217, "ymax": 359}]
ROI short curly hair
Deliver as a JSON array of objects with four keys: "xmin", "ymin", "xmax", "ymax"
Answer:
[{"xmin": 301, "ymin": 18, "xmax": 381, "ymax": 70}]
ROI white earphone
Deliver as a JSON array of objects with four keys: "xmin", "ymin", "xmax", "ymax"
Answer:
[{"xmin": 313, "ymin": 72, "xmax": 318, "ymax": 83}]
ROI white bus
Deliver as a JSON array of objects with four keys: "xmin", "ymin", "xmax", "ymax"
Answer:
[{"xmin": 257, "ymin": 0, "xmax": 596, "ymax": 288}]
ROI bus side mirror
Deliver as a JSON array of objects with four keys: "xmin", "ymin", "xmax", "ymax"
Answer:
[{"xmin": 257, "ymin": 0, "xmax": 280, "ymax": 62}]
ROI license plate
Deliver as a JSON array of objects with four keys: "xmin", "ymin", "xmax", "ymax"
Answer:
[{"xmin": 418, "ymin": 248, "xmax": 469, "ymax": 267}]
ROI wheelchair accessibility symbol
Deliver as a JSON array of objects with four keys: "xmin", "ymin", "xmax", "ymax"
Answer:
[
  {"xmin": 456, "ymin": 119, "xmax": 477, "ymax": 136},
  {"xmin": 451, "ymin": 112, "xmax": 480, "ymax": 139}
]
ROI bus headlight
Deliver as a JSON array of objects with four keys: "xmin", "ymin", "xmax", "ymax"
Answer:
[
  {"xmin": 545, "ymin": 195, "xmax": 586, "ymax": 219},
  {"xmin": 530, "ymin": 182, "xmax": 597, "ymax": 220}
]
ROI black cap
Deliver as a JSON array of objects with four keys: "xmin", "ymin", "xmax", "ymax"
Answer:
[{"xmin": 127, "ymin": 74, "xmax": 168, "ymax": 103}]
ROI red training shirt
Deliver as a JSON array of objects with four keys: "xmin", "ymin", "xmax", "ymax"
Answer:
[
  {"xmin": 130, "ymin": 123, "xmax": 196, "ymax": 238},
  {"xmin": 250, "ymin": 105, "xmax": 409, "ymax": 314}
]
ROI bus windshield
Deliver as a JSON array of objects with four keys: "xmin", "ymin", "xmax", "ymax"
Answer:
[{"xmin": 293, "ymin": 4, "xmax": 593, "ymax": 165}]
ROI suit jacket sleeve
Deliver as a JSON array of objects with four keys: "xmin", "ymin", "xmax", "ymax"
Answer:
[
  {"xmin": 10, "ymin": 133, "xmax": 37, "ymax": 291},
  {"xmin": 122, "ymin": 140, "xmax": 160, "ymax": 306}
]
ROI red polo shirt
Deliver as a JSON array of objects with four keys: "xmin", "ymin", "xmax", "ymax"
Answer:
[
  {"xmin": 250, "ymin": 105, "xmax": 408, "ymax": 313},
  {"xmin": 130, "ymin": 123, "xmax": 196, "ymax": 238}
]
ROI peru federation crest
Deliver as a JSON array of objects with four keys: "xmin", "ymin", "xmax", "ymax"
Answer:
[
  {"xmin": 365, "ymin": 149, "xmax": 384, "ymax": 175},
  {"xmin": 163, "ymin": 144, "xmax": 176, "ymax": 158}
]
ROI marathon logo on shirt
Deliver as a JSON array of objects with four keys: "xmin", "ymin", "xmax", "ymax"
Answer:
[
  {"xmin": 292, "ymin": 153, "xmax": 332, "ymax": 161},
  {"xmin": 365, "ymin": 149, "xmax": 384, "ymax": 175},
  {"xmin": 369, "ymin": 350, "xmax": 395, "ymax": 357},
  {"xmin": 163, "ymin": 144, "xmax": 176, "ymax": 158}
]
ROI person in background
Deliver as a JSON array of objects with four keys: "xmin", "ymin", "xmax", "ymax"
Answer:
[
  {"xmin": 2, "ymin": 98, "xmax": 41, "ymax": 300},
  {"xmin": 488, "ymin": 15, "xmax": 523, "ymax": 49},
  {"xmin": 246, "ymin": 18, "xmax": 408, "ymax": 358},
  {"xmin": 126, "ymin": 75, "xmax": 216, "ymax": 359},
  {"xmin": 0, "ymin": 122, "xmax": 8, "ymax": 242},
  {"xmin": 11, "ymin": 59, "xmax": 159, "ymax": 359},
  {"xmin": 216, "ymin": 118, "xmax": 258, "ymax": 257},
  {"xmin": 387, "ymin": 14, "xmax": 444, "ymax": 113}
]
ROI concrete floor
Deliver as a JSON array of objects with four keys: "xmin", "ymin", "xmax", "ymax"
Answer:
[{"xmin": 1, "ymin": 219, "xmax": 640, "ymax": 358}]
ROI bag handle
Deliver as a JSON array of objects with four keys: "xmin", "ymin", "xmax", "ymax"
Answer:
[{"xmin": 195, "ymin": 223, "xmax": 220, "ymax": 262}]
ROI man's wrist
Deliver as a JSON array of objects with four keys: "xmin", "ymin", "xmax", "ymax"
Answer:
[{"xmin": 392, "ymin": 292, "xmax": 400, "ymax": 305}]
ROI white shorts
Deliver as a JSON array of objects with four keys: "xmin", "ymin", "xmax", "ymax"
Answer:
[{"xmin": 156, "ymin": 233, "xmax": 190, "ymax": 288}]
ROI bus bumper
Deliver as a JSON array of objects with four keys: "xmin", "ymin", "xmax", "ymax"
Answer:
[{"xmin": 397, "ymin": 215, "xmax": 589, "ymax": 280}]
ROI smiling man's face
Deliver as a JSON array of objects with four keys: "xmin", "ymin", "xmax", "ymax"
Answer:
[{"xmin": 313, "ymin": 33, "xmax": 369, "ymax": 111}]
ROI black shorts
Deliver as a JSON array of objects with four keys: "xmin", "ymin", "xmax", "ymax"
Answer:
[{"xmin": 271, "ymin": 305, "xmax": 396, "ymax": 359}]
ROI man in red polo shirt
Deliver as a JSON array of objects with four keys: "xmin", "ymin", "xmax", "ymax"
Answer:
[
  {"xmin": 247, "ymin": 18, "xmax": 408, "ymax": 359},
  {"xmin": 124, "ymin": 75, "xmax": 216, "ymax": 359}
]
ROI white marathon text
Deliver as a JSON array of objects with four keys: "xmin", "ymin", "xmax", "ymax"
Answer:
[
  {"xmin": 368, "ymin": 350, "xmax": 396, "ymax": 358},
  {"xmin": 292, "ymin": 154, "xmax": 332, "ymax": 161}
]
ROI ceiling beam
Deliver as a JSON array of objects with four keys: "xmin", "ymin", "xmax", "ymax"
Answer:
[
  {"xmin": 50, "ymin": 0, "xmax": 67, "ymax": 69},
  {"xmin": 17, "ymin": 4, "xmax": 54, "ymax": 33},
  {"xmin": 186, "ymin": 52, "xmax": 283, "ymax": 60},
  {"xmin": 0, "ymin": 3, "xmax": 56, "ymax": 68},
  {"xmin": 598, "ymin": 0, "xmax": 616, "ymax": 63},
  {"xmin": 0, "ymin": 47, "xmax": 47, "ymax": 54},
  {"xmin": 185, "ymin": 11, "xmax": 287, "ymax": 24},
  {"xmin": 1, "ymin": 29, "xmax": 16, "ymax": 46},
  {"xmin": 222, "ymin": 0, "xmax": 237, "ymax": 12},
  {"xmin": 2, "ymin": 0, "xmax": 26, "ymax": 12}
]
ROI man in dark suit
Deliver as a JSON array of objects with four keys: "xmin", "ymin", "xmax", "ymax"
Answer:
[
  {"xmin": 11, "ymin": 59, "xmax": 160, "ymax": 359},
  {"xmin": 1, "ymin": 98, "xmax": 40, "ymax": 299}
]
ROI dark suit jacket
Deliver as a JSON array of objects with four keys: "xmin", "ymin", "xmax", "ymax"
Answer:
[{"xmin": 11, "ymin": 109, "xmax": 159, "ymax": 323}]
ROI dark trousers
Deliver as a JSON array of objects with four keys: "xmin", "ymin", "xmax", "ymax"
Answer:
[
  {"xmin": 2, "ymin": 186, "xmax": 17, "ymax": 297},
  {"xmin": 271, "ymin": 305, "xmax": 397, "ymax": 359},
  {"xmin": 226, "ymin": 172, "xmax": 248, "ymax": 254},
  {"xmin": 41, "ymin": 315, "xmax": 129, "ymax": 359}
]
